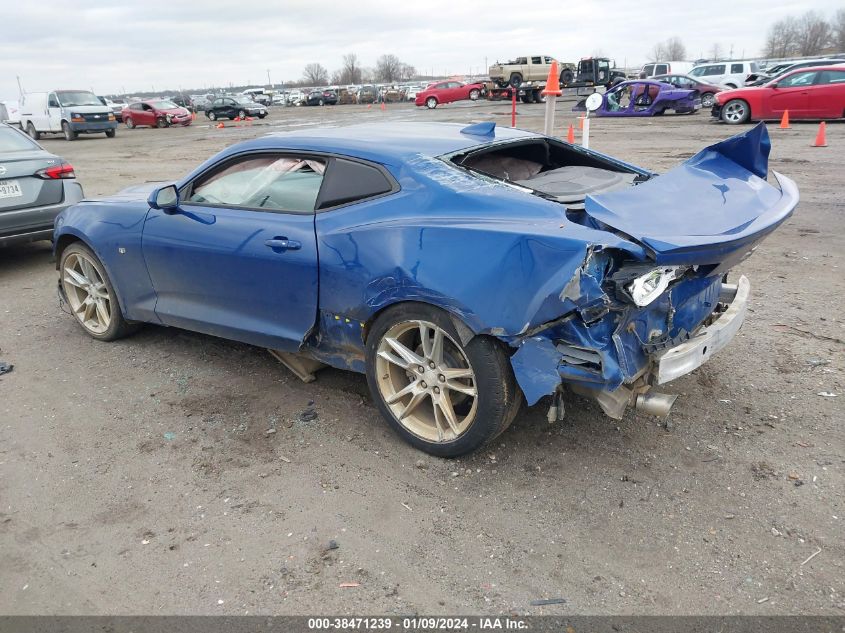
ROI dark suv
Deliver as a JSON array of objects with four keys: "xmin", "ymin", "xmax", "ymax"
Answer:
[{"xmin": 305, "ymin": 90, "xmax": 338, "ymax": 106}]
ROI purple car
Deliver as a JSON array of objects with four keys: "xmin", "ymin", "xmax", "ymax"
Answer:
[{"xmin": 574, "ymin": 80, "xmax": 701, "ymax": 116}]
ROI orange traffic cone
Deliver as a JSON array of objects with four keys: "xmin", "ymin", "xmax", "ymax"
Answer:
[
  {"xmin": 779, "ymin": 110, "xmax": 790, "ymax": 129},
  {"xmin": 216, "ymin": 122, "xmax": 224, "ymax": 129},
  {"xmin": 380, "ymin": 101, "xmax": 386, "ymax": 111},
  {"xmin": 578, "ymin": 116, "xmax": 584, "ymax": 130},
  {"xmin": 566, "ymin": 123, "xmax": 575, "ymax": 143},
  {"xmin": 367, "ymin": 104, "xmax": 372, "ymax": 109},
  {"xmin": 541, "ymin": 61, "xmax": 562, "ymax": 97},
  {"xmin": 234, "ymin": 116, "xmax": 241, "ymax": 122},
  {"xmin": 191, "ymin": 112, "xmax": 197, "ymax": 121},
  {"xmin": 812, "ymin": 121, "xmax": 827, "ymax": 147}
]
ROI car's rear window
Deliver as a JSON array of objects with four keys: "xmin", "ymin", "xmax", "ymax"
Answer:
[{"xmin": 0, "ymin": 126, "xmax": 39, "ymax": 152}]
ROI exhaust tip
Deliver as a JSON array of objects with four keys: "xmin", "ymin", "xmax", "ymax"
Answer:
[{"xmin": 635, "ymin": 392, "xmax": 677, "ymax": 418}]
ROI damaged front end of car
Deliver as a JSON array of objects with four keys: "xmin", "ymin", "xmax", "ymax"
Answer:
[{"xmin": 506, "ymin": 123, "xmax": 798, "ymax": 420}]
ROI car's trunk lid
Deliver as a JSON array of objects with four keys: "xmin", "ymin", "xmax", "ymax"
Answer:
[
  {"xmin": 583, "ymin": 123, "xmax": 798, "ymax": 266},
  {"xmin": 0, "ymin": 151, "xmax": 64, "ymax": 212}
]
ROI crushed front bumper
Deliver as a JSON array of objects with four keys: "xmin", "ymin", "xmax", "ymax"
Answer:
[{"xmin": 653, "ymin": 275, "xmax": 749, "ymax": 384}]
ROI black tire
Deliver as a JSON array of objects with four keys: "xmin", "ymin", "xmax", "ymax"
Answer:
[
  {"xmin": 365, "ymin": 303, "xmax": 523, "ymax": 457},
  {"xmin": 509, "ymin": 73, "xmax": 523, "ymax": 88},
  {"xmin": 701, "ymin": 92, "xmax": 715, "ymax": 108},
  {"xmin": 533, "ymin": 90, "xmax": 545, "ymax": 104},
  {"xmin": 26, "ymin": 122, "xmax": 40, "ymax": 140},
  {"xmin": 561, "ymin": 68, "xmax": 574, "ymax": 85},
  {"xmin": 520, "ymin": 94, "xmax": 532, "ymax": 104},
  {"xmin": 258, "ymin": 113, "xmax": 266, "ymax": 119},
  {"xmin": 62, "ymin": 121, "xmax": 77, "ymax": 141},
  {"xmin": 156, "ymin": 117, "xmax": 168, "ymax": 128},
  {"xmin": 105, "ymin": 129, "xmax": 116, "ymax": 138},
  {"xmin": 125, "ymin": 117, "xmax": 135, "ymax": 129},
  {"xmin": 469, "ymin": 88, "xmax": 480, "ymax": 101},
  {"xmin": 238, "ymin": 109, "xmax": 247, "ymax": 119},
  {"xmin": 59, "ymin": 242, "xmax": 139, "ymax": 342},
  {"xmin": 425, "ymin": 96, "xmax": 438, "ymax": 109},
  {"xmin": 207, "ymin": 111, "xmax": 217, "ymax": 121}
]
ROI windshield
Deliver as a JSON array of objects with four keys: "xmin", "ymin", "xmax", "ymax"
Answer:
[
  {"xmin": 56, "ymin": 91, "xmax": 102, "ymax": 107},
  {"xmin": 150, "ymin": 100, "xmax": 179, "ymax": 109},
  {"xmin": 0, "ymin": 125, "xmax": 39, "ymax": 152},
  {"xmin": 235, "ymin": 97, "xmax": 256, "ymax": 105}
]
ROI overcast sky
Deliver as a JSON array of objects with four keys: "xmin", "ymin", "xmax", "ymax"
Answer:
[{"xmin": 1, "ymin": 0, "xmax": 841, "ymax": 98}]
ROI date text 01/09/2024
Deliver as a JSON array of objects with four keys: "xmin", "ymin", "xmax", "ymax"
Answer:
[{"xmin": 306, "ymin": 617, "xmax": 528, "ymax": 630}]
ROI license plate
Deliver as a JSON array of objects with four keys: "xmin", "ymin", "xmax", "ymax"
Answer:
[{"xmin": 0, "ymin": 179, "xmax": 23, "ymax": 199}]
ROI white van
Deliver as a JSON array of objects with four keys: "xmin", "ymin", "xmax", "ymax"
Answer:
[
  {"xmin": 689, "ymin": 61, "xmax": 760, "ymax": 88},
  {"xmin": 640, "ymin": 61, "xmax": 694, "ymax": 78},
  {"xmin": 19, "ymin": 90, "xmax": 117, "ymax": 141}
]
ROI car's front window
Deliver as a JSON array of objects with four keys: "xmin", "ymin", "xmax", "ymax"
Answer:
[
  {"xmin": 56, "ymin": 91, "xmax": 102, "ymax": 107},
  {"xmin": 150, "ymin": 101, "xmax": 178, "ymax": 109},
  {"xmin": 188, "ymin": 156, "xmax": 327, "ymax": 213},
  {"xmin": 778, "ymin": 71, "xmax": 817, "ymax": 87}
]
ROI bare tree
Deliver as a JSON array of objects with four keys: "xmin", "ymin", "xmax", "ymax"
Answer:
[
  {"xmin": 302, "ymin": 63, "xmax": 328, "ymax": 86},
  {"xmin": 796, "ymin": 10, "xmax": 832, "ymax": 56},
  {"xmin": 649, "ymin": 42, "xmax": 666, "ymax": 62},
  {"xmin": 341, "ymin": 53, "xmax": 362, "ymax": 84},
  {"xmin": 398, "ymin": 63, "xmax": 416, "ymax": 81},
  {"xmin": 375, "ymin": 54, "xmax": 402, "ymax": 82},
  {"xmin": 835, "ymin": 8, "xmax": 845, "ymax": 52},
  {"xmin": 710, "ymin": 42, "xmax": 723, "ymax": 60},
  {"xmin": 664, "ymin": 37, "xmax": 687, "ymax": 60}
]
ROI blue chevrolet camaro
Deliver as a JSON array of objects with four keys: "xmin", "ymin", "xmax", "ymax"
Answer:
[{"xmin": 54, "ymin": 121, "xmax": 798, "ymax": 456}]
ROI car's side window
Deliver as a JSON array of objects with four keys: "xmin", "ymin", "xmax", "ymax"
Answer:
[
  {"xmin": 731, "ymin": 63, "xmax": 744, "ymax": 74},
  {"xmin": 316, "ymin": 158, "xmax": 396, "ymax": 210},
  {"xmin": 779, "ymin": 71, "xmax": 817, "ymax": 87},
  {"xmin": 185, "ymin": 155, "xmax": 327, "ymax": 214},
  {"xmin": 816, "ymin": 70, "xmax": 845, "ymax": 85},
  {"xmin": 48, "ymin": 93, "xmax": 60, "ymax": 108},
  {"xmin": 656, "ymin": 64, "xmax": 668, "ymax": 75},
  {"xmin": 531, "ymin": 56, "xmax": 542, "ymax": 64}
]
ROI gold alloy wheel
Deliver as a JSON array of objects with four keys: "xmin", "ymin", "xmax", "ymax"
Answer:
[
  {"xmin": 62, "ymin": 252, "xmax": 112, "ymax": 335},
  {"xmin": 375, "ymin": 320, "xmax": 478, "ymax": 443}
]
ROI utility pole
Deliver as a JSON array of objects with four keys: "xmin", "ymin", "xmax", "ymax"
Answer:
[
  {"xmin": 16, "ymin": 75, "xmax": 24, "ymax": 98},
  {"xmin": 266, "ymin": 69, "xmax": 272, "ymax": 88}
]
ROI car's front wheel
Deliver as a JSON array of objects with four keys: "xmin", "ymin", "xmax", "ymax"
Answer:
[
  {"xmin": 721, "ymin": 98, "xmax": 750, "ymax": 124},
  {"xmin": 469, "ymin": 88, "xmax": 480, "ymax": 100},
  {"xmin": 62, "ymin": 121, "xmax": 77, "ymax": 141},
  {"xmin": 365, "ymin": 303, "xmax": 522, "ymax": 457},
  {"xmin": 425, "ymin": 97, "xmax": 437, "ymax": 109},
  {"xmin": 238, "ymin": 109, "xmax": 247, "ymax": 119},
  {"xmin": 60, "ymin": 242, "xmax": 138, "ymax": 341},
  {"xmin": 156, "ymin": 117, "xmax": 168, "ymax": 128},
  {"xmin": 26, "ymin": 122, "xmax": 40, "ymax": 140},
  {"xmin": 207, "ymin": 111, "xmax": 217, "ymax": 120},
  {"xmin": 105, "ymin": 129, "xmax": 116, "ymax": 138}
]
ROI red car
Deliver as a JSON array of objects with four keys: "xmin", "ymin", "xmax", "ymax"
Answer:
[
  {"xmin": 121, "ymin": 99, "xmax": 193, "ymax": 129},
  {"xmin": 713, "ymin": 65, "xmax": 845, "ymax": 124},
  {"xmin": 651, "ymin": 74, "xmax": 723, "ymax": 108},
  {"xmin": 415, "ymin": 81, "xmax": 484, "ymax": 109}
]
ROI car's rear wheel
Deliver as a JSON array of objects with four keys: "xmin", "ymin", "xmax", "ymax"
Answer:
[
  {"xmin": 26, "ymin": 122, "xmax": 40, "ymax": 140},
  {"xmin": 60, "ymin": 242, "xmax": 138, "ymax": 341},
  {"xmin": 425, "ymin": 97, "xmax": 438, "ymax": 109},
  {"xmin": 365, "ymin": 303, "xmax": 522, "ymax": 457},
  {"xmin": 722, "ymin": 99, "xmax": 750, "ymax": 124},
  {"xmin": 701, "ymin": 92, "xmax": 715, "ymax": 108},
  {"xmin": 62, "ymin": 121, "xmax": 77, "ymax": 141},
  {"xmin": 561, "ymin": 68, "xmax": 574, "ymax": 85},
  {"xmin": 509, "ymin": 73, "xmax": 523, "ymax": 88},
  {"xmin": 469, "ymin": 88, "xmax": 480, "ymax": 100},
  {"xmin": 238, "ymin": 109, "xmax": 247, "ymax": 119},
  {"xmin": 207, "ymin": 111, "xmax": 217, "ymax": 121},
  {"xmin": 258, "ymin": 113, "xmax": 266, "ymax": 119}
]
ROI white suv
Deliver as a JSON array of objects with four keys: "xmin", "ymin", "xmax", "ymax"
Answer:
[{"xmin": 689, "ymin": 61, "xmax": 760, "ymax": 88}]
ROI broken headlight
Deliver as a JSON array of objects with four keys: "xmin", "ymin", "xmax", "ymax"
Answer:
[{"xmin": 626, "ymin": 267, "xmax": 683, "ymax": 307}]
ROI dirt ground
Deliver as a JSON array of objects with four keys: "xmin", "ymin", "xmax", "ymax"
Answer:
[{"xmin": 1, "ymin": 98, "xmax": 843, "ymax": 616}]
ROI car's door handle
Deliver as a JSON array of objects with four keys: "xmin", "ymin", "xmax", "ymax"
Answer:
[{"xmin": 265, "ymin": 238, "xmax": 301, "ymax": 251}]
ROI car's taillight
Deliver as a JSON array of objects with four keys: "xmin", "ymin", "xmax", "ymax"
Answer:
[{"xmin": 36, "ymin": 162, "xmax": 75, "ymax": 179}]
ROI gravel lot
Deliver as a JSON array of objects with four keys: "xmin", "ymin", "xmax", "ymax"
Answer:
[{"xmin": 1, "ymin": 98, "xmax": 843, "ymax": 615}]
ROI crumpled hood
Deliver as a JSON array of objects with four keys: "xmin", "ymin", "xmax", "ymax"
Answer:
[{"xmin": 584, "ymin": 123, "xmax": 798, "ymax": 266}]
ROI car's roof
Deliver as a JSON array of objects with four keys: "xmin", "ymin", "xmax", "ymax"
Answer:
[{"xmin": 236, "ymin": 122, "xmax": 540, "ymax": 165}]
